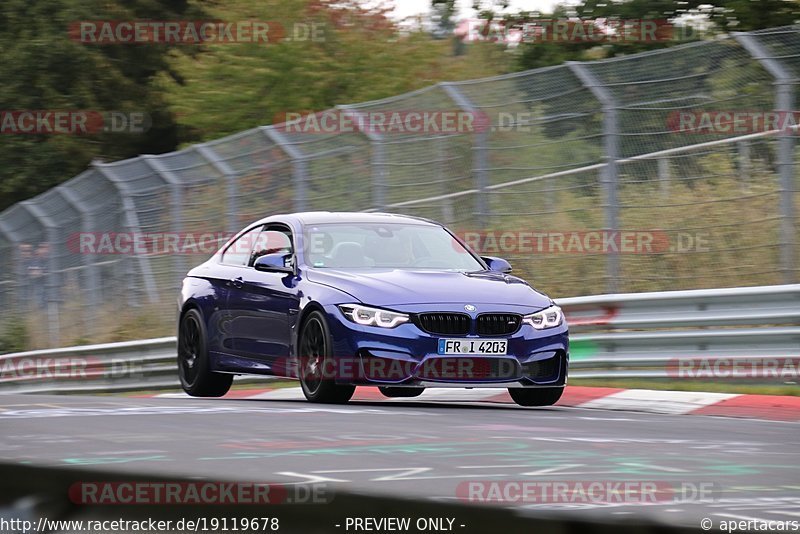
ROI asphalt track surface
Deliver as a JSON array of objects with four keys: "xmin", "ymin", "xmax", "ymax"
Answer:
[{"xmin": 1, "ymin": 391, "xmax": 798, "ymax": 529}]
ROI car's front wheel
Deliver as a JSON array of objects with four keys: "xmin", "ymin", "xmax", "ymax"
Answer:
[
  {"xmin": 298, "ymin": 311, "xmax": 355, "ymax": 404},
  {"xmin": 508, "ymin": 387, "xmax": 563, "ymax": 407},
  {"xmin": 178, "ymin": 308, "xmax": 233, "ymax": 397}
]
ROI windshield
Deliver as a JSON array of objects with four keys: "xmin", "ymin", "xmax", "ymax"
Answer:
[{"xmin": 303, "ymin": 223, "xmax": 484, "ymax": 271}]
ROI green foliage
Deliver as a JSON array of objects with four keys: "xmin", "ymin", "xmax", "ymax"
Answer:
[
  {"xmin": 0, "ymin": 316, "xmax": 29, "ymax": 354},
  {"xmin": 577, "ymin": 0, "xmax": 800, "ymax": 32},
  {"xmin": 0, "ymin": 0, "xmax": 211, "ymax": 211},
  {"xmin": 160, "ymin": 0, "xmax": 511, "ymax": 143},
  {"xmin": 508, "ymin": 0, "xmax": 800, "ymax": 71}
]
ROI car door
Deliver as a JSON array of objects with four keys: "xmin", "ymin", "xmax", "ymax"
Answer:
[
  {"xmin": 226, "ymin": 224, "xmax": 300, "ymax": 371},
  {"xmin": 216, "ymin": 225, "xmax": 265, "ymax": 357}
]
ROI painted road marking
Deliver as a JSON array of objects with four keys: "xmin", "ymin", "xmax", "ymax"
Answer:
[
  {"xmin": 580, "ymin": 389, "xmax": 740, "ymax": 415},
  {"xmin": 147, "ymin": 387, "xmax": 800, "ymax": 423},
  {"xmin": 274, "ymin": 472, "xmax": 349, "ymax": 483},
  {"xmin": 0, "ymin": 405, "xmax": 429, "ymax": 419},
  {"xmin": 315, "ymin": 467, "xmax": 434, "ymax": 481}
]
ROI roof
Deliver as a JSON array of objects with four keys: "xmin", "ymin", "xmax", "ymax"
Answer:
[{"xmin": 260, "ymin": 211, "xmax": 440, "ymax": 227}]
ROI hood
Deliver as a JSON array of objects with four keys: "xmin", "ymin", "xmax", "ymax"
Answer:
[{"xmin": 306, "ymin": 268, "xmax": 552, "ymax": 309}]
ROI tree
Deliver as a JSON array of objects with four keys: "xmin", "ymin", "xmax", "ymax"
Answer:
[
  {"xmin": 443, "ymin": 0, "xmax": 798, "ymax": 73},
  {"xmin": 0, "ymin": 0, "xmax": 209, "ymax": 211},
  {"xmin": 161, "ymin": 0, "xmax": 512, "ymax": 141}
]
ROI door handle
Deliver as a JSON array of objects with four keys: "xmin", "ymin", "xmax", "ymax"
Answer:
[{"xmin": 231, "ymin": 277, "xmax": 244, "ymax": 288}]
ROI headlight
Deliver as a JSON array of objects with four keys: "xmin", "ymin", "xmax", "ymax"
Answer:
[
  {"xmin": 522, "ymin": 305, "xmax": 563, "ymax": 330},
  {"xmin": 338, "ymin": 304, "xmax": 409, "ymax": 328}
]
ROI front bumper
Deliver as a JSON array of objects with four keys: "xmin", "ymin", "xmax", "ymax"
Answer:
[{"xmin": 322, "ymin": 304, "xmax": 569, "ymax": 388}]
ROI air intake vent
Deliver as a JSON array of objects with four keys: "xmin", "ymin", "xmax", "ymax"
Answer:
[
  {"xmin": 414, "ymin": 313, "xmax": 471, "ymax": 335},
  {"xmin": 523, "ymin": 355, "xmax": 560, "ymax": 381},
  {"xmin": 476, "ymin": 313, "xmax": 521, "ymax": 336}
]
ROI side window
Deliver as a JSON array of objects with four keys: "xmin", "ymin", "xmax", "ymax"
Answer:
[
  {"xmin": 251, "ymin": 227, "xmax": 294, "ymax": 266},
  {"xmin": 220, "ymin": 226, "xmax": 262, "ymax": 267}
]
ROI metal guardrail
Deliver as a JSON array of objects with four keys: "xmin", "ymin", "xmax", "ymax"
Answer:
[
  {"xmin": 0, "ymin": 284, "xmax": 798, "ymax": 394},
  {"xmin": 563, "ymin": 284, "xmax": 800, "ymax": 380},
  {"xmin": 0, "ymin": 337, "xmax": 276, "ymax": 394}
]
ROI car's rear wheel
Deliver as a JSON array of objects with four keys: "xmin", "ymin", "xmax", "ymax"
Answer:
[
  {"xmin": 178, "ymin": 308, "xmax": 233, "ymax": 397},
  {"xmin": 508, "ymin": 387, "xmax": 563, "ymax": 407},
  {"xmin": 299, "ymin": 311, "xmax": 355, "ymax": 404},
  {"xmin": 379, "ymin": 386, "xmax": 424, "ymax": 398}
]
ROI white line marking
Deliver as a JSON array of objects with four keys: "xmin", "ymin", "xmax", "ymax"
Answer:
[
  {"xmin": 580, "ymin": 389, "xmax": 740, "ymax": 415},
  {"xmin": 274, "ymin": 472, "xmax": 349, "ymax": 483}
]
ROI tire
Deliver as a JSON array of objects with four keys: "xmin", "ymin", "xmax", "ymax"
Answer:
[
  {"xmin": 508, "ymin": 387, "xmax": 563, "ymax": 407},
  {"xmin": 298, "ymin": 311, "xmax": 355, "ymax": 404},
  {"xmin": 379, "ymin": 386, "xmax": 424, "ymax": 398},
  {"xmin": 178, "ymin": 308, "xmax": 233, "ymax": 397}
]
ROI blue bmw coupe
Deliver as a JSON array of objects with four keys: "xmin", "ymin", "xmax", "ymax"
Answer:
[{"xmin": 177, "ymin": 212, "xmax": 568, "ymax": 406}]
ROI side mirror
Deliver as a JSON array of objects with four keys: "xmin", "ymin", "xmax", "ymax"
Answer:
[
  {"xmin": 254, "ymin": 253, "xmax": 294, "ymax": 274},
  {"xmin": 481, "ymin": 256, "xmax": 512, "ymax": 273}
]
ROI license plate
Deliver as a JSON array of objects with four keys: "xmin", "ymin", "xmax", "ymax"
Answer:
[{"xmin": 438, "ymin": 339, "xmax": 507, "ymax": 355}]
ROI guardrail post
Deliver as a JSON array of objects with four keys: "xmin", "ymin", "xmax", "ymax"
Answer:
[
  {"xmin": 441, "ymin": 83, "xmax": 489, "ymax": 228},
  {"xmin": 195, "ymin": 144, "xmax": 239, "ymax": 234},
  {"xmin": 568, "ymin": 62, "xmax": 621, "ymax": 293},
  {"xmin": 263, "ymin": 127, "xmax": 307, "ymax": 212},
  {"xmin": 735, "ymin": 32, "xmax": 797, "ymax": 284}
]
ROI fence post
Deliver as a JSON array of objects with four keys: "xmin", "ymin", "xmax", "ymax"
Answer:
[
  {"xmin": 437, "ymin": 136, "xmax": 455, "ymax": 225},
  {"xmin": 195, "ymin": 144, "xmax": 239, "ymax": 234},
  {"xmin": 568, "ymin": 62, "xmax": 620, "ymax": 293},
  {"xmin": 658, "ymin": 158, "xmax": 670, "ymax": 198},
  {"xmin": 57, "ymin": 186, "xmax": 98, "ymax": 328},
  {"xmin": 737, "ymin": 141, "xmax": 751, "ymax": 193},
  {"xmin": 92, "ymin": 161, "xmax": 160, "ymax": 305},
  {"xmin": 0, "ymin": 218, "xmax": 22, "ymax": 314},
  {"xmin": 262, "ymin": 127, "xmax": 307, "ymax": 212},
  {"xmin": 735, "ymin": 32, "xmax": 797, "ymax": 283},
  {"xmin": 339, "ymin": 107, "xmax": 386, "ymax": 211},
  {"xmin": 143, "ymin": 156, "xmax": 187, "ymax": 287},
  {"xmin": 20, "ymin": 202, "xmax": 60, "ymax": 347},
  {"xmin": 441, "ymin": 82, "xmax": 489, "ymax": 228}
]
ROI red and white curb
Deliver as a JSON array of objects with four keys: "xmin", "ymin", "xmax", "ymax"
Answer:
[{"xmin": 148, "ymin": 385, "xmax": 800, "ymax": 422}]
